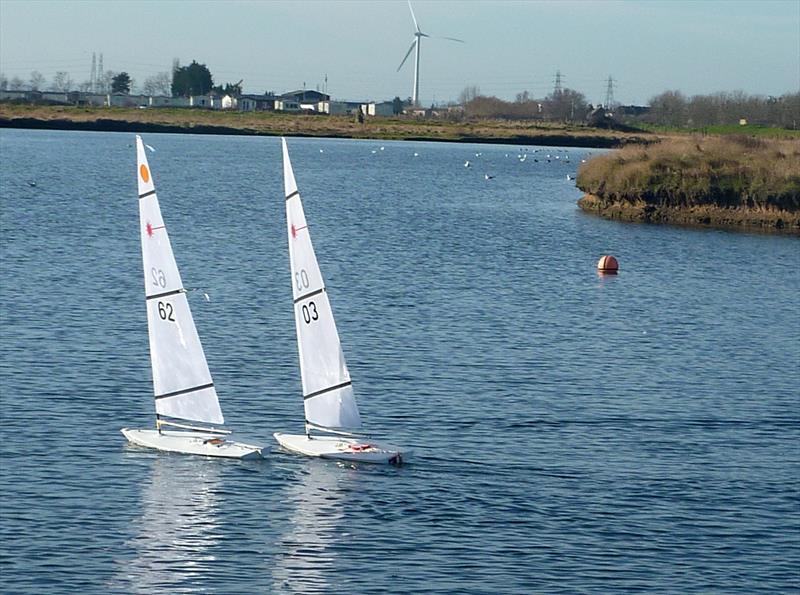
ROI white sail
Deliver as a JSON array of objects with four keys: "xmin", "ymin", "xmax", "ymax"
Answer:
[
  {"xmin": 281, "ymin": 139, "xmax": 362, "ymax": 431},
  {"xmin": 136, "ymin": 136, "xmax": 224, "ymax": 426}
]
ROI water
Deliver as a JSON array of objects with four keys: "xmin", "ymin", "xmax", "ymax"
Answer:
[{"xmin": 1, "ymin": 129, "xmax": 798, "ymax": 594}]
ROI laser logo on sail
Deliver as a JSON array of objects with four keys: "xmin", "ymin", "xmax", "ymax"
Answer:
[
  {"xmin": 291, "ymin": 223, "xmax": 307, "ymax": 239},
  {"xmin": 145, "ymin": 222, "xmax": 165, "ymax": 237}
]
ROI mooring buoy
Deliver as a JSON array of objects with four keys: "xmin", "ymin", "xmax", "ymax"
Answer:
[{"xmin": 597, "ymin": 255, "xmax": 619, "ymax": 274}]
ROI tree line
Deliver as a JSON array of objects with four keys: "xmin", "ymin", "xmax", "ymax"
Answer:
[
  {"xmin": 0, "ymin": 60, "xmax": 242, "ymax": 98},
  {"xmin": 458, "ymin": 86, "xmax": 799, "ymax": 130}
]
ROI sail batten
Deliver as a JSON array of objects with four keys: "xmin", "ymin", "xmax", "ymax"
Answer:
[
  {"xmin": 137, "ymin": 135, "xmax": 224, "ymax": 426},
  {"xmin": 282, "ymin": 138, "xmax": 362, "ymax": 431}
]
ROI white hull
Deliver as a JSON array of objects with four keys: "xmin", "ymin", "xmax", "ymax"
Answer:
[
  {"xmin": 273, "ymin": 432, "xmax": 410, "ymax": 465},
  {"xmin": 122, "ymin": 428, "xmax": 263, "ymax": 460}
]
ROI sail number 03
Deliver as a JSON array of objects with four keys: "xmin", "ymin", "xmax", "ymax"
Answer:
[
  {"xmin": 301, "ymin": 302, "xmax": 318, "ymax": 324},
  {"xmin": 294, "ymin": 269, "xmax": 310, "ymax": 291}
]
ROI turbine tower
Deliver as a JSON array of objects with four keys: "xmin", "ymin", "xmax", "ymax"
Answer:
[{"xmin": 396, "ymin": 1, "xmax": 463, "ymax": 107}]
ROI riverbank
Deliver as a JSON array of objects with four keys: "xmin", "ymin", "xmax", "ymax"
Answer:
[
  {"xmin": 576, "ymin": 136, "xmax": 800, "ymax": 235},
  {"xmin": 0, "ymin": 104, "xmax": 650, "ymax": 148}
]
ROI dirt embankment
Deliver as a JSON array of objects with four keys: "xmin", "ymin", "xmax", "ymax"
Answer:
[{"xmin": 577, "ymin": 193, "xmax": 800, "ymax": 233}]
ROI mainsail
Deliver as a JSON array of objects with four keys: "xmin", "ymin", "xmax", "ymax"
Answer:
[
  {"xmin": 282, "ymin": 139, "xmax": 362, "ymax": 431},
  {"xmin": 137, "ymin": 136, "xmax": 224, "ymax": 425}
]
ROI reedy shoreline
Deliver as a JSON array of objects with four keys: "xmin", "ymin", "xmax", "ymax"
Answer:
[{"xmin": 576, "ymin": 136, "xmax": 800, "ymax": 234}]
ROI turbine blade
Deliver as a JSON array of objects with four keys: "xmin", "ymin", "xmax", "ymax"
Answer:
[
  {"xmin": 437, "ymin": 35, "xmax": 464, "ymax": 43},
  {"xmin": 408, "ymin": 0, "xmax": 420, "ymax": 33},
  {"xmin": 397, "ymin": 40, "xmax": 416, "ymax": 72}
]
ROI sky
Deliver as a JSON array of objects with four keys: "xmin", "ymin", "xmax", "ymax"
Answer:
[{"xmin": 1, "ymin": 0, "xmax": 798, "ymax": 106}]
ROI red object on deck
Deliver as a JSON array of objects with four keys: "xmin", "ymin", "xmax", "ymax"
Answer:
[{"xmin": 597, "ymin": 255, "xmax": 619, "ymax": 274}]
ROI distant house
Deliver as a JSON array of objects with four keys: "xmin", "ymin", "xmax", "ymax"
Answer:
[
  {"xmin": 277, "ymin": 90, "xmax": 330, "ymax": 113},
  {"xmin": 239, "ymin": 93, "xmax": 276, "ymax": 111},
  {"xmin": 274, "ymin": 97, "xmax": 300, "ymax": 112},
  {"xmin": 615, "ymin": 105, "xmax": 650, "ymax": 117},
  {"xmin": 0, "ymin": 90, "xmax": 28, "ymax": 102},
  {"xmin": 219, "ymin": 94, "xmax": 237, "ymax": 109},
  {"xmin": 363, "ymin": 101, "xmax": 395, "ymax": 117},
  {"xmin": 0, "ymin": 90, "xmax": 71, "ymax": 105},
  {"xmin": 329, "ymin": 100, "xmax": 395, "ymax": 117},
  {"xmin": 281, "ymin": 89, "xmax": 330, "ymax": 104},
  {"xmin": 329, "ymin": 100, "xmax": 363, "ymax": 116},
  {"xmin": 40, "ymin": 91, "xmax": 71, "ymax": 105},
  {"xmin": 188, "ymin": 95, "xmax": 213, "ymax": 108},
  {"xmin": 108, "ymin": 93, "xmax": 150, "ymax": 108}
]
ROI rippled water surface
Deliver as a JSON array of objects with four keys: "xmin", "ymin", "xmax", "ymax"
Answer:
[{"xmin": 1, "ymin": 129, "xmax": 798, "ymax": 594}]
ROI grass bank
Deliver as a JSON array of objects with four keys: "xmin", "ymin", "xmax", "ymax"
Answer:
[
  {"xmin": 0, "ymin": 103, "xmax": 650, "ymax": 148},
  {"xmin": 576, "ymin": 136, "xmax": 800, "ymax": 234}
]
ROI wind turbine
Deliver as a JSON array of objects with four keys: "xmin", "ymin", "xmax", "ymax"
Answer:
[{"xmin": 396, "ymin": 1, "xmax": 463, "ymax": 107}]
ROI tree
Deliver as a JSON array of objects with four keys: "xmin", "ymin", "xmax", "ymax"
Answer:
[
  {"xmin": 142, "ymin": 71, "xmax": 172, "ymax": 96},
  {"xmin": 0, "ymin": 73, "xmax": 7, "ymax": 90},
  {"xmin": 51, "ymin": 71, "xmax": 73, "ymax": 92},
  {"xmin": 111, "ymin": 72, "xmax": 132, "ymax": 94},
  {"xmin": 458, "ymin": 85, "xmax": 480, "ymax": 105},
  {"xmin": 171, "ymin": 60, "xmax": 213, "ymax": 96},
  {"xmin": 29, "ymin": 71, "xmax": 46, "ymax": 91},
  {"xmin": 392, "ymin": 96, "xmax": 403, "ymax": 115},
  {"xmin": 545, "ymin": 88, "xmax": 588, "ymax": 122},
  {"xmin": 212, "ymin": 80, "xmax": 243, "ymax": 96},
  {"xmin": 97, "ymin": 70, "xmax": 116, "ymax": 93},
  {"xmin": 9, "ymin": 76, "xmax": 24, "ymax": 90},
  {"xmin": 647, "ymin": 90, "xmax": 687, "ymax": 127}
]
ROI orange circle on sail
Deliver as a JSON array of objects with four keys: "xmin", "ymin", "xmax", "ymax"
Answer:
[{"xmin": 140, "ymin": 164, "xmax": 150, "ymax": 183}]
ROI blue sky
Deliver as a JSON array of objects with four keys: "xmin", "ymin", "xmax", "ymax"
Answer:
[{"xmin": 1, "ymin": 0, "xmax": 797, "ymax": 106}]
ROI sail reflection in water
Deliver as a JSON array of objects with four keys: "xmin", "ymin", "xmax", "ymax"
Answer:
[
  {"xmin": 112, "ymin": 455, "xmax": 222, "ymax": 593},
  {"xmin": 271, "ymin": 463, "xmax": 355, "ymax": 593}
]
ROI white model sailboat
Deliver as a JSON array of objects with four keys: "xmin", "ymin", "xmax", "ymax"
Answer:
[
  {"xmin": 121, "ymin": 135, "xmax": 262, "ymax": 460},
  {"xmin": 273, "ymin": 138, "xmax": 410, "ymax": 464}
]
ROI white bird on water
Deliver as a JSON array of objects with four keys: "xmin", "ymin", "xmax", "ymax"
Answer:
[
  {"xmin": 464, "ymin": 160, "xmax": 471, "ymax": 168},
  {"xmin": 485, "ymin": 174, "xmax": 495, "ymax": 180}
]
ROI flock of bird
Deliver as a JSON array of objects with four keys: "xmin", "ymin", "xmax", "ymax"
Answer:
[{"xmin": 25, "ymin": 142, "xmax": 590, "ymax": 190}]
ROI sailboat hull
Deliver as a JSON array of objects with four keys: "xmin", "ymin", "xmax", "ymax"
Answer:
[
  {"xmin": 122, "ymin": 428, "xmax": 263, "ymax": 460},
  {"xmin": 273, "ymin": 432, "xmax": 410, "ymax": 465}
]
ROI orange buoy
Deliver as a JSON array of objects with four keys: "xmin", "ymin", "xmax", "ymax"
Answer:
[{"xmin": 597, "ymin": 255, "xmax": 619, "ymax": 274}]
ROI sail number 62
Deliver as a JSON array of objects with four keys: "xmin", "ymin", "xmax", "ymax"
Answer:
[{"xmin": 158, "ymin": 301, "xmax": 175, "ymax": 322}]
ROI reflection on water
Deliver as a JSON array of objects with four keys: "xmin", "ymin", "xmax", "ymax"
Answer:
[
  {"xmin": 111, "ymin": 453, "xmax": 221, "ymax": 593},
  {"xmin": 271, "ymin": 462, "xmax": 356, "ymax": 593}
]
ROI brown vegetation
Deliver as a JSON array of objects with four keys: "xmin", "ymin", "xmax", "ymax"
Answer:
[{"xmin": 576, "ymin": 136, "xmax": 800, "ymax": 233}]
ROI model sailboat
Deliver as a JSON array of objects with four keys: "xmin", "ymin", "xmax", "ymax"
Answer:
[
  {"xmin": 121, "ymin": 135, "xmax": 262, "ymax": 460},
  {"xmin": 273, "ymin": 138, "xmax": 410, "ymax": 464}
]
